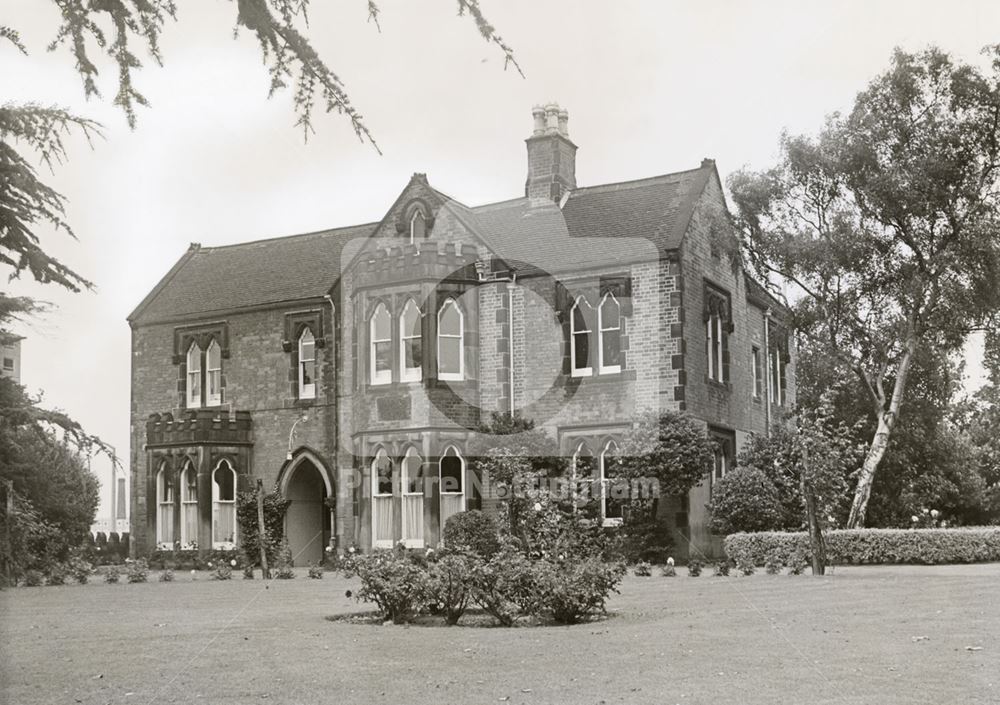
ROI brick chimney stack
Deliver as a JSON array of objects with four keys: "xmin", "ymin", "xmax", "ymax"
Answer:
[{"xmin": 525, "ymin": 102, "xmax": 577, "ymax": 202}]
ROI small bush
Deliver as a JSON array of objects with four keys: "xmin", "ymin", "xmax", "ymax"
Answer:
[
  {"xmin": 736, "ymin": 556, "xmax": 755, "ymax": 576},
  {"xmin": 468, "ymin": 546, "xmax": 536, "ymax": 627},
  {"xmin": 126, "ymin": 558, "xmax": 149, "ymax": 583},
  {"xmin": 23, "ymin": 569, "xmax": 44, "ymax": 586},
  {"xmin": 724, "ymin": 527, "xmax": 1000, "ymax": 566},
  {"xmin": 787, "ymin": 551, "xmax": 808, "ymax": 575},
  {"xmin": 707, "ymin": 466, "xmax": 785, "ymax": 535},
  {"xmin": 686, "ymin": 558, "xmax": 703, "ymax": 577},
  {"xmin": 275, "ymin": 566, "xmax": 296, "ymax": 579},
  {"xmin": 242, "ymin": 565, "xmax": 255, "ymax": 580},
  {"xmin": 47, "ymin": 564, "xmax": 68, "ymax": 585},
  {"xmin": 443, "ymin": 510, "xmax": 502, "ymax": 558},
  {"xmin": 765, "ymin": 552, "xmax": 783, "ymax": 575},
  {"xmin": 159, "ymin": 569, "xmax": 175, "ymax": 582},
  {"xmin": 210, "ymin": 561, "xmax": 233, "ymax": 580},
  {"xmin": 69, "ymin": 555, "xmax": 93, "ymax": 584},
  {"xmin": 633, "ymin": 561, "xmax": 652, "ymax": 577},
  {"xmin": 531, "ymin": 557, "xmax": 625, "ymax": 624},
  {"xmin": 661, "ymin": 563, "xmax": 677, "ymax": 577},
  {"xmin": 308, "ymin": 562, "xmax": 324, "ymax": 579},
  {"xmin": 423, "ymin": 552, "xmax": 474, "ymax": 625},
  {"xmin": 104, "ymin": 565, "xmax": 121, "ymax": 583},
  {"xmin": 342, "ymin": 548, "xmax": 427, "ymax": 623},
  {"xmin": 714, "ymin": 560, "xmax": 730, "ymax": 577}
]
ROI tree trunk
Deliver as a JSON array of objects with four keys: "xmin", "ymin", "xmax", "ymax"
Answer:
[
  {"xmin": 846, "ymin": 335, "xmax": 918, "ymax": 528},
  {"xmin": 801, "ymin": 475, "xmax": 826, "ymax": 576}
]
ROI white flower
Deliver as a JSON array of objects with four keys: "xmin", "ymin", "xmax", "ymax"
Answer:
[
  {"xmin": 667, "ymin": 557, "xmax": 675, "ymax": 566},
  {"xmin": 190, "ymin": 569, "xmax": 196, "ymax": 575},
  {"xmin": 930, "ymin": 509, "xmax": 939, "ymax": 519},
  {"xmin": 230, "ymin": 559, "xmax": 237, "ymax": 567},
  {"xmin": 558, "ymin": 554, "xmax": 565, "ymax": 561},
  {"xmin": 940, "ymin": 521, "xmax": 948, "ymax": 528},
  {"xmin": 533, "ymin": 502, "xmax": 542, "ymax": 512},
  {"xmin": 348, "ymin": 546, "xmax": 356, "ymax": 554},
  {"xmin": 207, "ymin": 561, "xmax": 213, "ymax": 568},
  {"xmin": 911, "ymin": 515, "xmax": 919, "ymax": 523},
  {"xmin": 922, "ymin": 508, "xmax": 930, "ymax": 515},
  {"xmin": 325, "ymin": 546, "xmax": 333, "ymax": 553}
]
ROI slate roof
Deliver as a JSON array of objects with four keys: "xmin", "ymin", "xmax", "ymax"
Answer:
[
  {"xmin": 129, "ymin": 223, "xmax": 376, "ymax": 324},
  {"xmin": 130, "ymin": 163, "xmax": 715, "ymax": 324}
]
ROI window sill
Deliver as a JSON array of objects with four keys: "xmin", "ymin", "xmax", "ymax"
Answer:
[
  {"xmin": 705, "ymin": 377, "xmax": 731, "ymax": 392},
  {"xmin": 602, "ymin": 518, "xmax": 623, "ymax": 528},
  {"xmin": 567, "ymin": 369, "xmax": 638, "ymax": 384}
]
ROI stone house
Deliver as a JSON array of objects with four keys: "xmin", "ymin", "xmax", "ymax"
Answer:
[{"xmin": 128, "ymin": 104, "xmax": 795, "ymax": 563}]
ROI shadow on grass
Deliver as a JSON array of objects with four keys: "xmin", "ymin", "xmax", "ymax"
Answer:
[{"xmin": 324, "ymin": 608, "xmax": 619, "ymax": 628}]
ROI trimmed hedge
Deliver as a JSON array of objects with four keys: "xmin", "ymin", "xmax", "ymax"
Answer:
[{"xmin": 724, "ymin": 527, "xmax": 1000, "ymax": 566}]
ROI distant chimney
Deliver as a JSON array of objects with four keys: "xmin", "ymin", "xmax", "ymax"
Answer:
[{"xmin": 525, "ymin": 102, "xmax": 577, "ymax": 202}]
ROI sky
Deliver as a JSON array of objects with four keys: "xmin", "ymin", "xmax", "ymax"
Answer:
[{"xmin": 1, "ymin": 0, "xmax": 996, "ymax": 518}]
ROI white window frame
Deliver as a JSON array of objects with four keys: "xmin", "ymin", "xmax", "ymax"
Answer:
[
  {"xmin": 599, "ymin": 440, "xmax": 622, "ymax": 527},
  {"xmin": 751, "ymin": 346, "xmax": 762, "ymax": 399},
  {"xmin": 371, "ymin": 448, "xmax": 393, "ymax": 549},
  {"xmin": 570, "ymin": 296, "xmax": 593, "ymax": 377},
  {"xmin": 206, "ymin": 339, "xmax": 222, "ymax": 406},
  {"xmin": 437, "ymin": 298, "xmax": 464, "ymax": 381},
  {"xmin": 186, "ymin": 342, "xmax": 202, "ymax": 408},
  {"xmin": 401, "ymin": 446, "xmax": 425, "ymax": 548},
  {"xmin": 707, "ymin": 313, "xmax": 724, "ymax": 383},
  {"xmin": 155, "ymin": 463, "xmax": 174, "ymax": 548},
  {"xmin": 180, "ymin": 460, "xmax": 198, "ymax": 549},
  {"xmin": 399, "ymin": 299, "xmax": 423, "ymax": 383},
  {"xmin": 409, "ymin": 211, "xmax": 425, "ymax": 244},
  {"xmin": 597, "ymin": 292, "xmax": 622, "ymax": 374},
  {"xmin": 298, "ymin": 328, "xmax": 317, "ymax": 399},
  {"xmin": 211, "ymin": 460, "xmax": 237, "ymax": 549},
  {"xmin": 369, "ymin": 303, "xmax": 392, "ymax": 386}
]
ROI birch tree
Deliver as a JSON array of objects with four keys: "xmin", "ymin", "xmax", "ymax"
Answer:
[{"xmin": 729, "ymin": 47, "xmax": 1000, "ymax": 527}]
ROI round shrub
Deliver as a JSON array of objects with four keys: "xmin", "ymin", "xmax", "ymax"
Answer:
[
  {"xmin": 443, "ymin": 510, "xmax": 501, "ymax": 558},
  {"xmin": 159, "ymin": 569, "xmax": 175, "ymax": 582},
  {"xmin": 308, "ymin": 563, "xmax": 324, "ymax": 579},
  {"xmin": 686, "ymin": 558, "xmax": 703, "ymax": 577},
  {"xmin": 126, "ymin": 558, "xmax": 149, "ymax": 583},
  {"xmin": 104, "ymin": 565, "xmax": 121, "ymax": 583},
  {"xmin": 423, "ymin": 552, "xmax": 474, "ymax": 625},
  {"xmin": 530, "ymin": 557, "xmax": 625, "ymax": 624},
  {"xmin": 342, "ymin": 549, "xmax": 428, "ymax": 623},
  {"xmin": 707, "ymin": 466, "xmax": 785, "ymax": 535},
  {"xmin": 633, "ymin": 561, "xmax": 652, "ymax": 577}
]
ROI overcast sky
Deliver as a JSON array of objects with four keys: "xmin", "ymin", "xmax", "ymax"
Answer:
[{"xmin": 2, "ymin": 0, "xmax": 996, "ymax": 517}]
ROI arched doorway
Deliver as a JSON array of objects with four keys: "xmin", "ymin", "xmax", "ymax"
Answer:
[{"xmin": 283, "ymin": 458, "xmax": 330, "ymax": 566}]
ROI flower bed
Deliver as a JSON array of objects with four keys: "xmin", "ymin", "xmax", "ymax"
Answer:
[{"xmin": 724, "ymin": 527, "xmax": 1000, "ymax": 566}]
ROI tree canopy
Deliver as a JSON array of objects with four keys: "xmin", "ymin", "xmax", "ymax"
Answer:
[{"xmin": 730, "ymin": 46, "xmax": 1000, "ymax": 527}]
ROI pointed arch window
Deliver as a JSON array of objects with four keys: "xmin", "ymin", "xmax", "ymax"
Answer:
[
  {"xmin": 437, "ymin": 299, "xmax": 464, "ymax": 381},
  {"xmin": 206, "ymin": 339, "xmax": 222, "ymax": 406},
  {"xmin": 180, "ymin": 460, "xmax": 199, "ymax": 549},
  {"xmin": 409, "ymin": 211, "xmax": 426, "ymax": 243},
  {"xmin": 186, "ymin": 342, "xmax": 202, "ymax": 407},
  {"xmin": 212, "ymin": 460, "xmax": 237, "ymax": 549},
  {"xmin": 156, "ymin": 463, "xmax": 174, "ymax": 548},
  {"xmin": 371, "ymin": 448, "xmax": 393, "ymax": 548},
  {"xmin": 570, "ymin": 297, "xmax": 593, "ymax": 377},
  {"xmin": 370, "ymin": 303, "xmax": 392, "ymax": 385},
  {"xmin": 598, "ymin": 293, "xmax": 621, "ymax": 374},
  {"xmin": 599, "ymin": 440, "xmax": 624, "ymax": 526},
  {"xmin": 401, "ymin": 447, "xmax": 425, "ymax": 547},
  {"xmin": 399, "ymin": 299, "xmax": 423, "ymax": 383},
  {"xmin": 439, "ymin": 446, "xmax": 465, "ymax": 533},
  {"xmin": 298, "ymin": 328, "xmax": 317, "ymax": 399}
]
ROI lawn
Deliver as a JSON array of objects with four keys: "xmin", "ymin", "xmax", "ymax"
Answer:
[{"xmin": 1, "ymin": 564, "xmax": 997, "ymax": 705}]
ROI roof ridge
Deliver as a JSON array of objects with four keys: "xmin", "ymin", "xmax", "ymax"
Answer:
[
  {"xmin": 568, "ymin": 165, "xmax": 710, "ymax": 197},
  {"xmin": 200, "ymin": 221, "xmax": 378, "ymax": 252}
]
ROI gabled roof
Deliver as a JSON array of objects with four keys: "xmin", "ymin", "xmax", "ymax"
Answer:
[
  {"xmin": 457, "ymin": 164, "xmax": 713, "ymax": 274},
  {"xmin": 130, "ymin": 161, "xmax": 717, "ymax": 324},
  {"xmin": 128, "ymin": 222, "xmax": 376, "ymax": 324}
]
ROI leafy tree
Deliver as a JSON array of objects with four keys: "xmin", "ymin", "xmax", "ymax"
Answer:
[
  {"xmin": 616, "ymin": 411, "xmax": 714, "ymax": 500},
  {"xmin": 706, "ymin": 466, "xmax": 784, "ymax": 535},
  {"xmin": 730, "ymin": 47, "xmax": 1000, "ymax": 527}
]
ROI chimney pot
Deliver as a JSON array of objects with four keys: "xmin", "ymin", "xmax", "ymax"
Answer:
[
  {"xmin": 558, "ymin": 109, "xmax": 569, "ymax": 137},
  {"xmin": 531, "ymin": 105, "xmax": 546, "ymax": 136},
  {"xmin": 545, "ymin": 103, "xmax": 560, "ymax": 134}
]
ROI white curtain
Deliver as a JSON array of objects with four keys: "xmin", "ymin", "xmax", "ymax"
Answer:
[
  {"xmin": 213, "ymin": 502, "xmax": 236, "ymax": 546},
  {"xmin": 374, "ymin": 496, "xmax": 393, "ymax": 546},
  {"xmin": 182, "ymin": 502, "xmax": 198, "ymax": 547},
  {"xmin": 402, "ymin": 495, "xmax": 424, "ymax": 546},
  {"xmin": 441, "ymin": 494, "xmax": 464, "ymax": 533},
  {"xmin": 157, "ymin": 503, "xmax": 173, "ymax": 546}
]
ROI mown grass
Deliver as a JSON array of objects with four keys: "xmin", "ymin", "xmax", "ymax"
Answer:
[{"xmin": 1, "ymin": 564, "xmax": 997, "ymax": 704}]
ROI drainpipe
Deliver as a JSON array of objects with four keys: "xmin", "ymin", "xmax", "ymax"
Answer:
[
  {"xmin": 323, "ymin": 294, "xmax": 337, "ymax": 549},
  {"xmin": 507, "ymin": 276, "xmax": 516, "ymax": 415},
  {"xmin": 764, "ymin": 308, "xmax": 772, "ymax": 436}
]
